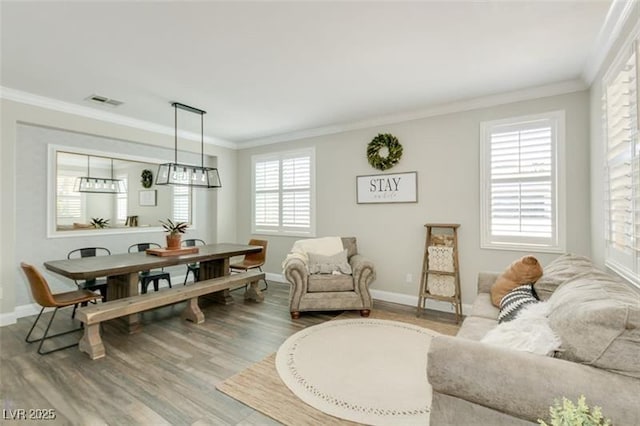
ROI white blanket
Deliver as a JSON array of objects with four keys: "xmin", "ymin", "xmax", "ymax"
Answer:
[{"xmin": 282, "ymin": 236, "xmax": 344, "ymax": 271}]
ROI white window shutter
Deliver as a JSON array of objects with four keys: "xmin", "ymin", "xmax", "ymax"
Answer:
[
  {"xmin": 57, "ymin": 173, "xmax": 82, "ymax": 219},
  {"xmin": 252, "ymin": 149, "xmax": 315, "ymax": 236},
  {"xmin": 481, "ymin": 112, "xmax": 564, "ymax": 252},
  {"xmin": 603, "ymin": 38, "xmax": 639, "ymax": 286},
  {"xmin": 173, "ymin": 185, "xmax": 191, "ymax": 223}
]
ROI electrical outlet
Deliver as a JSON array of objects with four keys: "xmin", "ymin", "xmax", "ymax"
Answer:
[{"xmin": 405, "ymin": 273, "xmax": 413, "ymax": 283}]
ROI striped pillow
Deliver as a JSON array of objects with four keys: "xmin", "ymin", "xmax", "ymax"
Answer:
[{"xmin": 498, "ymin": 284, "xmax": 540, "ymax": 323}]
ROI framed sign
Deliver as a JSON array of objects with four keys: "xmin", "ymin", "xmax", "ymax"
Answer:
[
  {"xmin": 139, "ymin": 190, "xmax": 157, "ymax": 207},
  {"xmin": 356, "ymin": 171, "xmax": 418, "ymax": 204}
]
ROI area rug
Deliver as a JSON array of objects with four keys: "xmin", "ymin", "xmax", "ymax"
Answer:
[
  {"xmin": 216, "ymin": 310, "xmax": 459, "ymax": 425},
  {"xmin": 275, "ymin": 319, "xmax": 438, "ymax": 425}
]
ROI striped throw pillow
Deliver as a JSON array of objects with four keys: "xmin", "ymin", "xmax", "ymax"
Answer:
[{"xmin": 498, "ymin": 284, "xmax": 540, "ymax": 323}]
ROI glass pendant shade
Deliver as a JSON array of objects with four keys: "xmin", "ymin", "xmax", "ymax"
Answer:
[
  {"xmin": 74, "ymin": 177, "xmax": 127, "ymax": 193},
  {"xmin": 156, "ymin": 162, "xmax": 222, "ymax": 188},
  {"xmin": 155, "ymin": 102, "xmax": 222, "ymax": 189},
  {"xmin": 74, "ymin": 157, "xmax": 126, "ymax": 194}
]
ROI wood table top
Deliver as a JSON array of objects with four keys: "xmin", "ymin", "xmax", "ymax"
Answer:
[{"xmin": 44, "ymin": 243, "xmax": 262, "ymax": 280}]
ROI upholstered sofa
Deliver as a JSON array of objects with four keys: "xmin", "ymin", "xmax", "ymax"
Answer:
[
  {"xmin": 427, "ymin": 254, "xmax": 640, "ymax": 425},
  {"xmin": 284, "ymin": 237, "xmax": 375, "ymax": 318}
]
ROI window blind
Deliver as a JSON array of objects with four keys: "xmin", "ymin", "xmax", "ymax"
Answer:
[
  {"xmin": 282, "ymin": 156, "xmax": 311, "ymax": 229},
  {"xmin": 480, "ymin": 111, "xmax": 564, "ymax": 251},
  {"xmin": 116, "ymin": 176, "xmax": 128, "ymax": 224},
  {"xmin": 254, "ymin": 159, "xmax": 280, "ymax": 228},
  {"xmin": 57, "ymin": 173, "xmax": 82, "ymax": 219},
  {"xmin": 603, "ymin": 39, "xmax": 639, "ymax": 284},
  {"xmin": 253, "ymin": 149, "xmax": 315, "ymax": 236},
  {"xmin": 173, "ymin": 185, "xmax": 191, "ymax": 223},
  {"xmin": 490, "ymin": 125, "xmax": 553, "ymax": 238}
]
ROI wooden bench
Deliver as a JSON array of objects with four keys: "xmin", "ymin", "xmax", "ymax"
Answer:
[{"xmin": 76, "ymin": 270, "xmax": 265, "ymax": 360}]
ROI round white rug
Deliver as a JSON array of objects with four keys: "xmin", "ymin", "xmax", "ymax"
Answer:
[{"xmin": 275, "ymin": 319, "xmax": 439, "ymax": 425}]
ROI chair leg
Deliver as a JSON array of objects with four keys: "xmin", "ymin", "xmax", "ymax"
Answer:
[
  {"xmin": 153, "ymin": 278, "xmax": 159, "ymax": 292},
  {"xmin": 141, "ymin": 279, "xmax": 149, "ymax": 294},
  {"xmin": 258, "ymin": 267, "xmax": 268, "ymax": 291},
  {"xmin": 183, "ymin": 270, "xmax": 190, "ymax": 286},
  {"xmin": 26, "ymin": 307, "xmax": 84, "ymax": 355},
  {"xmin": 166, "ymin": 275, "xmax": 172, "ymax": 289},
  {"xmin": 25, "ymin": 307, "xmax": 46, "ymax": 343}
]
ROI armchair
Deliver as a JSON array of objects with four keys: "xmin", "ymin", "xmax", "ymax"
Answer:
[{"xmin": 284, "ymin": 237, "xmax": 375, "ymax": 319}]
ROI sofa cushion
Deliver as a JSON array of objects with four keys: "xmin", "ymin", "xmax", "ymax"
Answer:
[
  {"xmin": 490, "ymin": 256, "xmax": 543, "ymax": 307},
  {"xmin": 470, "ymin": 293, "xmax": 500, "ymax": 320},
  {"xmin": 456, "ymin": 316, "xmax": 496, "ymax": 341},
  {"xmin": 498, "ymin": 284, "xmax": 540, "ymax": 323},
  {"xmin": 534, "ymin": 253, "xmax": 594, "ymax": 300},
  {"xmin": 308, "ymin": 274, "xmax": 354, "ymax": 292},
  {"xmin": 307, "ymin": 249, "xmax": 352, "ymax": 275},
  {"xmin": 548, "ymin": 270, "xmax": 640, "ymax": 378}
]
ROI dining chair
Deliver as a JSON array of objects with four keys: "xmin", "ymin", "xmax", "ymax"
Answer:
[
  {"xmin": 20, "ymin": 262, "xmax": 102, "ymax": 355},
  {"xmin": 230, "ymin": 239, "xmax": 269, "ymax": 290},
  {"xmin": 128, "ymin": 243, "xmax": 172, "ymax": 294},
  {"xmin": 67, "ymin": 247, "xmax": 110, "ymax": 305},
  {"xmin": 182, "ymin": 238, "xmax": 206, "ymax": 285}
]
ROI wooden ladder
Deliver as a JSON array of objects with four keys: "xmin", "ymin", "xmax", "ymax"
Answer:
[{"xmin": 417, "ymin": 223, "xmax": 462, "ymax": 323}]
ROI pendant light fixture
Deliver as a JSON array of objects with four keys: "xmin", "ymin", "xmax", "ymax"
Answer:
[
  {"xmin": 74, "ymin": 156, "xmax": 127, "ymax": 194},
  {"xmin": 155, "ymin": 102, "xmax": 222, "ymax": 188}
]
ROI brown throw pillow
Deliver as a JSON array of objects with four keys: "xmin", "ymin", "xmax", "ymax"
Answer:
[{"xmin": 490, "ymin": 256, "xmax": 543, "ymax": 307}]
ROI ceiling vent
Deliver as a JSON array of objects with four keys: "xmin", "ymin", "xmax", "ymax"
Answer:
[{"xmin": 85, "ymin": 94, "xmax": 123, "ymax": 107}]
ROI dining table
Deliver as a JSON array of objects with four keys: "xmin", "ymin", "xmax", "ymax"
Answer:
[{"xmin": 44, "ymin": 243, "xmax": 263, "ymax": 333}]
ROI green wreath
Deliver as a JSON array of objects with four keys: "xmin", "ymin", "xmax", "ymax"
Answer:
[
  {"xmin": 367, "ymin": 133, "xmax": 403, "ymax": 171},
  {"xmin": 141, "ymin": 169, "xmax": 153, "ymax": 188}
]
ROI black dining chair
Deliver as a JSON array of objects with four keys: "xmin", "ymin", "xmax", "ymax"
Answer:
[
  {"xmin": 182, "ymin": 238, "xmax": 206, "ymax": 285},
  {"xmin": 67, "ymin": 247, "xmax": 110, "ymax": 304},
  {"xmin": 128, "ymin": 243, "xmax": 172, "ymax": 294}
]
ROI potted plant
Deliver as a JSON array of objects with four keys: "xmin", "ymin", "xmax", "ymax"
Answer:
[
  {"xmin": 90, "ymin": 217, "xmax": 109, "ymax": 229},
  {"xmin": 539, "ymin": 395, "xmax": 611, "ymax": 426},
  {"xmin": 159, "ymin": 219, "xmax": 188, "ymax": 249}
]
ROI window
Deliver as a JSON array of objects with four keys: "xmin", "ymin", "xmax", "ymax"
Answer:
[
  {"xmin": 603, "ymin": 36, "xmax": 639, "ymax": 286},
  {"xmin": 252, "ymin": 148, "xmax": 315, "ymax": 236},
  {"xmin": 172, "ymin": 185, "xmax": 191, "ymax": 223},
  {"xmin": 115, "ymin": 175, "xmax": 128, "ymax": 224},
  {"xmin": 480, "ymin": 111, "xmax": 565, "ymax": 252},
  {"xmin": 56, "ymin": 172, "xmax": 83, "ymax": 223}
]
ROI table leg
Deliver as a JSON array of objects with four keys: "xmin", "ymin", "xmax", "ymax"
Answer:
[
  {"xmin": 200, "ymin": 258, "xmax": 234, "ymax": 304},
  {"xmin": 107, "ymin": 272, "xmax": 141, "ymax": 334},
  {"xmin": 182, "ymin": 297, "xmax": 204, "ymax": 324},
  {"xmin": 79, "ymin": 323, "xmax": 105, "ymax": 360},
  {"xmin": 244, "ymin": 279, "xmax": 265, "ymax": 302}
]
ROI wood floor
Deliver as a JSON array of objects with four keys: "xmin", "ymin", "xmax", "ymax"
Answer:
[{"xmin": 0, "ymin": 281, "xmax": 459, "ymax": 425}]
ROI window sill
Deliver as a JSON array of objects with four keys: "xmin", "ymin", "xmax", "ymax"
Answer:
[
  {"xmin": 480, "ymin": 242, "xmax": 565, "ymax": 254},
  {"xmin": 252, "ymin": 229, "xmax": 317, "ymax": 239}
]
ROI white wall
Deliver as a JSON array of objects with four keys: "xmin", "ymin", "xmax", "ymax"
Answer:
[
  {"xmin": 0, "ymin": 99, "xmax": 237, "ymax": 315},
  {"xmin": 236, "ymin": 91, "xmax": 592, "ymax": 308}
]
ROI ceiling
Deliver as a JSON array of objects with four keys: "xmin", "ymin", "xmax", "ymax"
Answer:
[{"xmin": 1, "ymin": 1, "xmax": 614, "ymax": 147}]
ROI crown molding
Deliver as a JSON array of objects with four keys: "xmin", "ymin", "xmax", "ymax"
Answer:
[
  {"xmin": 238, "ymin": 79, "xmax": 587, "ymax": 149},
  {"xmin": 2, "ymin": 77, "xmax": 587, "ymax": 152},
  {"xmin": 582, "ymin": 0, "xmax": 638, "ymax": 85},
  {"xmin": 0, "ymin": 86, "xmax": 238, "ymax": 150}
]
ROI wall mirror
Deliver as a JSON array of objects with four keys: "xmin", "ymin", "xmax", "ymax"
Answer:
[{"xmin": 49, "ymin": 146, "xmax": 193, "ymax": 236}]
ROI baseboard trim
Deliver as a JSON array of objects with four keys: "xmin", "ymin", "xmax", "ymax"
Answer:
[
  {"xmin": 370, "ymin": 289, "xmax": 472, "ymax": 316},
  {"xmin": 263, "ymin": 273, "xmax": 470, "ymax": 315},
  {"xmin": 0, "ymin": 303, "xmax": 49, "ymax": 327},
  {"xmin": 1, "ymin": 274, "xmax": 471, "ymax": 326}
]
